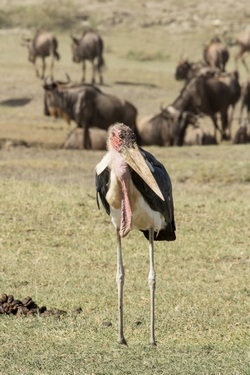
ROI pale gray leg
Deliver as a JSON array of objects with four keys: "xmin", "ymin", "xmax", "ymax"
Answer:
[
  {"xmin": 148, "ymin": 227, "xmax": 156, "ymax": 346},
  {"xmin": 116, "ymin": 229, "xmax": 127, "ymax": 345}
]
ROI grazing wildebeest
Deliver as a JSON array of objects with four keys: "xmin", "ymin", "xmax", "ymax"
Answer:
[
  {"xmin": 43, "ymin": 80, "xmax": 138, "ymax": 149},
  {"xmin": 233, "ymin": 121, "xmax": 250, "ymax": 144},
  {"xmin": 22, "ymin": 29, "xmax": 60, "ymax": 79},
  {"xmin": 171, "ymin": 70, "xmax": 241, "ymax": 140},
  {"xmin": 71, "ymin": 30, "xmax": 105, "ymax": 84},
  {"xmin": 203, "ymin": 37, "xmax": 229, "ymax": 72},
  {"xmin": 184, "ymin": 126, "xmax": 217, "ymax": 145},
  {"xmin": 137, "ymin": 107, "xmax": 197, "ymax": 146},
  {"xmin": 229, "ymin": 31, "xmax": 250, "ymax": 72},
  {"xmin": 175, "ymin": 58, "xmax": 207, "ymax": 81},
  {"xmin": 62, "ymin": 127, "xmax": 107, "ymax": 150},
  {"xmin": 238, "ymin": 78, "xmax": 250, "ymax": 124}
]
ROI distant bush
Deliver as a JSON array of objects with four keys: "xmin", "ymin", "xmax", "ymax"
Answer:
[{"xmin": 0, "ymin": 1, "xmax": 85, "ymax": 32}]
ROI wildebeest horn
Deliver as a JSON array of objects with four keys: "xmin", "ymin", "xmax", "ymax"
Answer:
[
  {"xmin": 160, "ymin": 103, "xmax": 166, "ymax": 112},
  {"xmin": 44, "ymin": 75, "xmax": 53, "ymax": 85},
  {"xmin": 70, "ymin": 34, "xmax": 79, "ymax": 44}
]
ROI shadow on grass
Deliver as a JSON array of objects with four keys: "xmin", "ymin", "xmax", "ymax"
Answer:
[
  {"xmin": 115, "ymin": 81, "xmax": 159, "ymax": 88},
  {"xmin": 0, "ymin": 97, "xmax": 32, "ymax": 107}
]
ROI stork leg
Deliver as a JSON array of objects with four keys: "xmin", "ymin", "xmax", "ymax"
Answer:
[
  {"xmin": 116, "ymin": 229, "xmax": 127, "ymax": 345},
  {"xmin": 148, "ymin": 227, "xmax": 156, "ymax": 346}
]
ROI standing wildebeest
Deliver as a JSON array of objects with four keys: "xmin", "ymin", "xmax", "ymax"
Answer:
[
  {"xmin": 171, "ymin": 70, "xmax": 241, "ymax": 140},
  {"xmin": 216, "ymin": 71, "xmax": 241, "ymax": 138},
  {"xmin": 203, "ymin": 37, "xmax": 229, "ymax": 72},
  {"xmin": 137, "ymin": 107, "xmax": 197, "ymax": 146},
  {"xmin": 229, "ymin": 31, "xmax": 250, "ymax": 72},
  {"xmin": 71, "ymin": 30, "xmax": 105, "ymax": 84},
  {"xmin": 22, "ymin": 29, "xmax": 60, "ymax": 79},
  {"xmin": 238, "ymin": 78, "xmax": 250, "ymax": 124},
  {"xmin": 43, "ymin": 80, "xmax": 138, "ymax": 149}
]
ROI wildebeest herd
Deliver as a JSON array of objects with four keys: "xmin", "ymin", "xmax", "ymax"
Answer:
[{"xmin": 23, "ymin": 28, "xmax": 250, "ymax": 149}]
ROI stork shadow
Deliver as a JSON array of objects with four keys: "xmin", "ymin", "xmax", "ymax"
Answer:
[{"xmin": 0, "ymin": 97, "xmax": 32, "ymax": 107}]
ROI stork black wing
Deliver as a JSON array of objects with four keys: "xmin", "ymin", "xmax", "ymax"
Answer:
[
  {"xmin": 95, "ymin": 167, "xmax": 111, "ymax": 216},
  {"xmin": 131, "ymin": 147, "xmax": 176, "ymax": 241}
]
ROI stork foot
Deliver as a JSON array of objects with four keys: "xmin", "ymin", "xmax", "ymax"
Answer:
[
  {"xmin": 117, "ymin": 337, "xmax": 128, "ymax": 346},
  {"xmin": 150, "ymin": 340, "xmax": 157, "ymax": 347}
]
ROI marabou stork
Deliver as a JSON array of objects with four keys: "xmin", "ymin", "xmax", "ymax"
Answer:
[{"xmin": 95, "ymin": 123, "xmax": 176, "ymax": 346}]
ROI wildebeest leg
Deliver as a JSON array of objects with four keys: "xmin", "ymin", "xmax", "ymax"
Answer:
[
  {"xmin": 83, "ymin": 125, "xmax": 92, "ymax": 149},
  {"xmin": 228, "ymin": 105, "xmax": 235, "ymax": 139},
  {"xmin": 97, "ymin": 63, "xmax": 103, "ymax": 85},
  {"xmin": 91, "ymin": 61, "xmax": 96, "ymax": 84},
  {"xmin": 221, "ymin": 111, "xmax": 229, "ymax": 140},
  {"xmin": 50, "ymin": 53, "xmax": 55, "ymax": 80},
  {"xmin": 33, "ymin": 59, "xmax": 40, "ymax": 78},
  {"xmin": 239, "ymin": 99, "xmax": 245, "ymax": 124},
  {"xmin": 211, "ymin": 113, "xmax": 222, "ymax": 140},
  {"xmin": 41, "ymin": 57, "xmax": 46, "ymax": 79},
  {"xmin": 81, "ymin": 60, "xmax": 86, "ymax": 83}
]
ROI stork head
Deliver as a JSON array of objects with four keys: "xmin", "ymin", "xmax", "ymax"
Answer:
[
  {"xmin": 108, "ymin": 123, "xmax": 164, "ymax": 201},
  {"xmin": 109, "ymin": 123, "xmax": 137, "ymax": 152}
]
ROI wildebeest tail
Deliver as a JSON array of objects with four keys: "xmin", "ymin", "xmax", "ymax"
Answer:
[{"xmin": 97, "ymin": 37, "xmax": 105, "ymax": 69}]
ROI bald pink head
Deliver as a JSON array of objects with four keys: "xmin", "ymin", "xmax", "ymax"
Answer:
[{"xmin": 109, "ymin": 123, "xmax": 136, "ymax": 152}]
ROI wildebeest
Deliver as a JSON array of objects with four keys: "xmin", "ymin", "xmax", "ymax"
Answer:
[
  {"xmin": 22, "ymin": 29, "xmax": 60, "ymax": 79},
  {"xmin": 184, "ymin": 126, "xmax": 217, "ymax": 145},
  {"xmin": 233, "ymin": 121, "xmax": 250, "ymax": 144},
  {"xmin": 229, "ymin": 31, "xmax": 250, "ymax": 72},
  {"xmin": 171, "ymin": 70, "xmax": 241, "ymax": 140},
  {"xmin": 43, "ymin": 80, "xmax": 138, "ymax": 149},
  {"xmin": 62, "ymin": 127, "xmax": 107, "ymax": 150},
  {"xmin": 217, "ymin": 71, "xmax": 241, "ymax": 138},
  {"xmin": 175, "ymin": 58, "xmax": 214, "ymax": 81},
  {"xmin": 238, "ymin": 78, "xmax": 250, "ymax": 124},
  {"xmin": 203, "ymin": 37, "xmax": 229, "ymax": 71},
  {"xmin": 137, "ymin": 107, "xmax": 197, "ymax": 146},
  {"xmin": 71, "ymin": 30, "xmax": 105, "ymax": 84}
]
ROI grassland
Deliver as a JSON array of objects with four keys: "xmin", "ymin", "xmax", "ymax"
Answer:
[{"xmin": 0, "ymin": 1, "xmax": 250, "ymax": 374}]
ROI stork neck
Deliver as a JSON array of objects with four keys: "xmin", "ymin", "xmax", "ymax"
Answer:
[{"xmin": 112, "ymin": 149, "xmax": 132, "ymax": 237}]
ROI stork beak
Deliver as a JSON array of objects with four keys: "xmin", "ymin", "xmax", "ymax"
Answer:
[{"xmin": 120, "ymin": 145, "xmax": 165, "ymax": 201}]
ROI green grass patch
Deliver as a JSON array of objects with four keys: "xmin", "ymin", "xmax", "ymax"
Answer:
[{"xmin": 0, "ymin": 146, "xmax": 250, "ymax": 374}]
